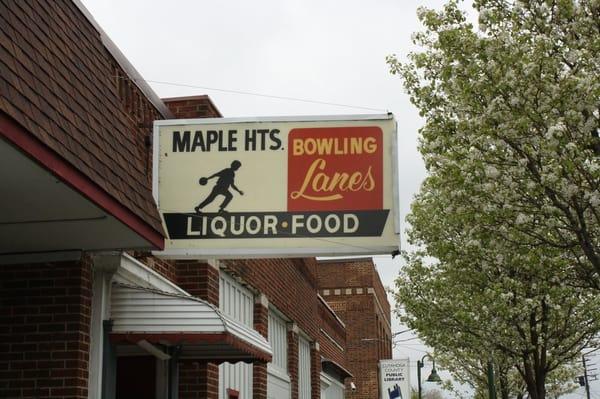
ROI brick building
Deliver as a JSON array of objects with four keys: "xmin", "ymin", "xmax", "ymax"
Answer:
[
  {"xmin": 0, "ymin": 2, "xmax": 389, "ymax": 399},
  {"xmin": 318, "ymin": 259, "xmax": 393, "ymax": 399}
]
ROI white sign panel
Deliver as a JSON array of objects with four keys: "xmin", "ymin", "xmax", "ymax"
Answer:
[
  {"xmin": 153, "ymin": 114, "xmax": 399, "ymax": 258},
  {"xmin": 380, "ymin": 359, "xmax": 410, "ymax": 399}
]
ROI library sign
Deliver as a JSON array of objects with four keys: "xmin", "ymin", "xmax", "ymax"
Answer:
[
  {"xmin": 153, "ymin": 115, "xmax": 399, "ymax": 258},
  {"xmin": 380, "ymin": 359, "xmax": 411, "ymax": 399}
]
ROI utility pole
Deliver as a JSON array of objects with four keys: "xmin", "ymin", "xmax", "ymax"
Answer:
[
  {"xmin": 417, "ymin": 360, "xmax": 422, "ymax": 399},
  {"xmin": 583, "ymin": 354, "xmax": 591, "ymax": 399}
]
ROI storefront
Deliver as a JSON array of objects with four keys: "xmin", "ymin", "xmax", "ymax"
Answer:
[{"xmin": 89, "ymin": 254, "xmax": 272, "ymax": 398}]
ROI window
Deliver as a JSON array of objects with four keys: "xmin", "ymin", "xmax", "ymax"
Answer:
[
  {"xmin": 298, "ymin": 336, "xmax": 311, "ymax": 399},
  {"xmin": 267, "ymin": 310, "xmax": 291, "ymax": 399},
  {"xmin": 268, "ymin": 311, "xmax": 288, "ymax": 374},
  {"xmin": 219, "ymin": 273, "xmax": 254, "ymax": 399}
]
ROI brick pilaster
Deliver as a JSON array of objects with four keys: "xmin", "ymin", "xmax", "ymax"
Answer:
[
  {"xmin": 0, "ymin": 257, "xmax": 92, "ymax": 399},
  {"xmin": 175, "ymin": 260, "xmax": 219, "ymax": 305},
  {"xmin": 178, "ymin": 361, "xmax": 219, "ymax": 399},
  {"xmin": 253, "ymin": 362, "xmax": 268, "ymax": 399},
  {"xmin": 175, "ymin": 261, "xmax": 220, "ymax": 399},
  {"xmin": 253, "ymin": 294, "xmax": 269, "ymax": 338},
  {"xmin": 288, "ymin": 327, "xmax": 299, "ymax": 399},
  {"xmin": 253, "ymin": 294, "xmax": 269, "ymax": 399}
]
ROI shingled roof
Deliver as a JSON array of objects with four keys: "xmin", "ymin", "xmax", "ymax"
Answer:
[{"xmin": 0, "ymin": 1, "xmax": 168, "ymax": 244}]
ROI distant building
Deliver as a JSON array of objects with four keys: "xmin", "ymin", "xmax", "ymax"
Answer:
[{"xmin": 318, "ymin": 259, "xmax": 393, "ymax": 399}]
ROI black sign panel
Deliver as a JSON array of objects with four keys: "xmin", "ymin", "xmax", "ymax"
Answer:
[{"xmin": 163, "ymin": 210, "xmax": 389, "ymax": 239}]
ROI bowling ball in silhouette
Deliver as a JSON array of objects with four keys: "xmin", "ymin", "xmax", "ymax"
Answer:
[{"xmin": 199, "ymin": 177, "xmax": 208, "ymax": 185}]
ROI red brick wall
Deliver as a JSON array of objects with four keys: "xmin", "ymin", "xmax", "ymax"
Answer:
[
  {"xmin": 175, "ymin": 261, "xmax": 219, "ymax": 306},
  {"xmin": 170, "ymin": 260, "xmax": 221, "ymax": 397},
  {"xmin": 318, "ymin": 260, "xmax": 393, "ymax": 399},
  {"xmin": 318, "ymin": 259, "xmax": 391, "ymax": 339},
  {"xmin": 223, "ymin": 258, "xmax": 320, "ymax": 340},
  {"xmin": 223, "ymin": 258, "xmax": 348, "ymax": 399},
  {"xmin": 298, "ymin": 258, "xmax": 319, "ymax": 289},
  {"xmin": 254, "ymin": 300, "xmax": 269, "ymax": 340},
  {"xmin": 223, "ymin": 258, "xmax": 325, "ymax": 399},
  {"xmin": 253, "ymin": 299, "xmax": 268, "ymax": 399},
  {"xmin": 371, "ymin": 272, "xmax": 391, "ymax": 321},
  {"xmin": 164, "ymin": 95, "xmax": 222, "ymax": 118},
  {"xmin": 178, "ymin": 361, "xmax": 218, "ymax": 399},
  {"xmin": 317, "ymin": 260, "xmax": 374, "ymax": 288},
  {"xmin": 342, "ymin": 296, "xmax": 380, "ymax": 399},
  {"xmin": 0, "ymin": 258, "xmax": 92, "ymax": 398},
  {"xmin": 318, "ymin": 299, "xmax": 347, "ymax": 368},
  {"xmin": 253, "ymin": 362, "xmax": 268, "ymax": 399},
  {"xmin": 317, "ymin": 260, "xmax": 390, "ymax": 317}
]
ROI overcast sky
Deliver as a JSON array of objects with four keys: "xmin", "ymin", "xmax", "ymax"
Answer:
[{"xmin": 80, "ymin": 0, "xmax": 470, "ymax": 394}]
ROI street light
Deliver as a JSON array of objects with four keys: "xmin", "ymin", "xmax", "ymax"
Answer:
[{"xmin": 417, "ymin": 354, "xmax": 442, "ymax": 399}]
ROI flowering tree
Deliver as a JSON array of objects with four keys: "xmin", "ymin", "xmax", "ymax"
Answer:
[
  {"xmin": 396, "ymin": 245, "xmax": 599, "ymax": 399},
  {"xmin": 434, "ymin": 350, "xmax": 527, "ymax": 399},
  {"xmin": 388, "ymin": 0, "xmax": 599, "ymax": 286},
  {"xmin": 388, "ymin": 1, "xmax": 600, "ymax": 398}
]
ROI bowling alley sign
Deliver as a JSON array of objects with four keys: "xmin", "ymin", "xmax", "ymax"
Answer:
[{"xmin": 153, "ymin": 115, "xmax": 399, "ymax": 258}]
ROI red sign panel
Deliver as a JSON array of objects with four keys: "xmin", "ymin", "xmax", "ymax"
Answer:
[{"xmin": 287, "ymin": 127, "xmax": 383, "ymax": 211}]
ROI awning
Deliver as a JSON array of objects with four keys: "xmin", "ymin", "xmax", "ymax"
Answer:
[
  {"xmin": 0, "ymin": 130, "xmax": 164, "ymax": 255},
  {"xmin": 322, "ymin": 357, "xmax": 353, "ymax": 381},
  {"xmin": 109, "ymin": 282, "xmax": 272, "ymax": 363}
]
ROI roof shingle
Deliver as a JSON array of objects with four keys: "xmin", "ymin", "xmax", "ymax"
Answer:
[{"xmin": 0, "ymin": 0, "xmax": 166, "ymax": 237}]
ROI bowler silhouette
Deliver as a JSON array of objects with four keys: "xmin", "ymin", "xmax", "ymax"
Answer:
[{"xmin": 195, "ymin": 160, "xmax": 244, "ymax": 214}]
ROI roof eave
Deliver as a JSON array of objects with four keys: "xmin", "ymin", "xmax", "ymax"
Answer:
[{"xmin": 71, "ymin": 0, "xmax": 174, "ymax": 119}]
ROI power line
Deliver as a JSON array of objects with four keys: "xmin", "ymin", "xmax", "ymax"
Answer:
[
  {"xmin": 394, "ymin": 336, "xmax": 422, "ymax": 343},
  {"xmin": 123, "ymin": 76, "xmax": 388, "ymax": 113},
  {"xmin": 392, "ymin": 328, "xmax": 414, "ymax": 337},
  {"xmin": 394, "ymin": 344, "xmax": 429, "ymax": 354},
  {"xmin": 584, "ymin": 348, "xmax": 600, "ymax": 357}
]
